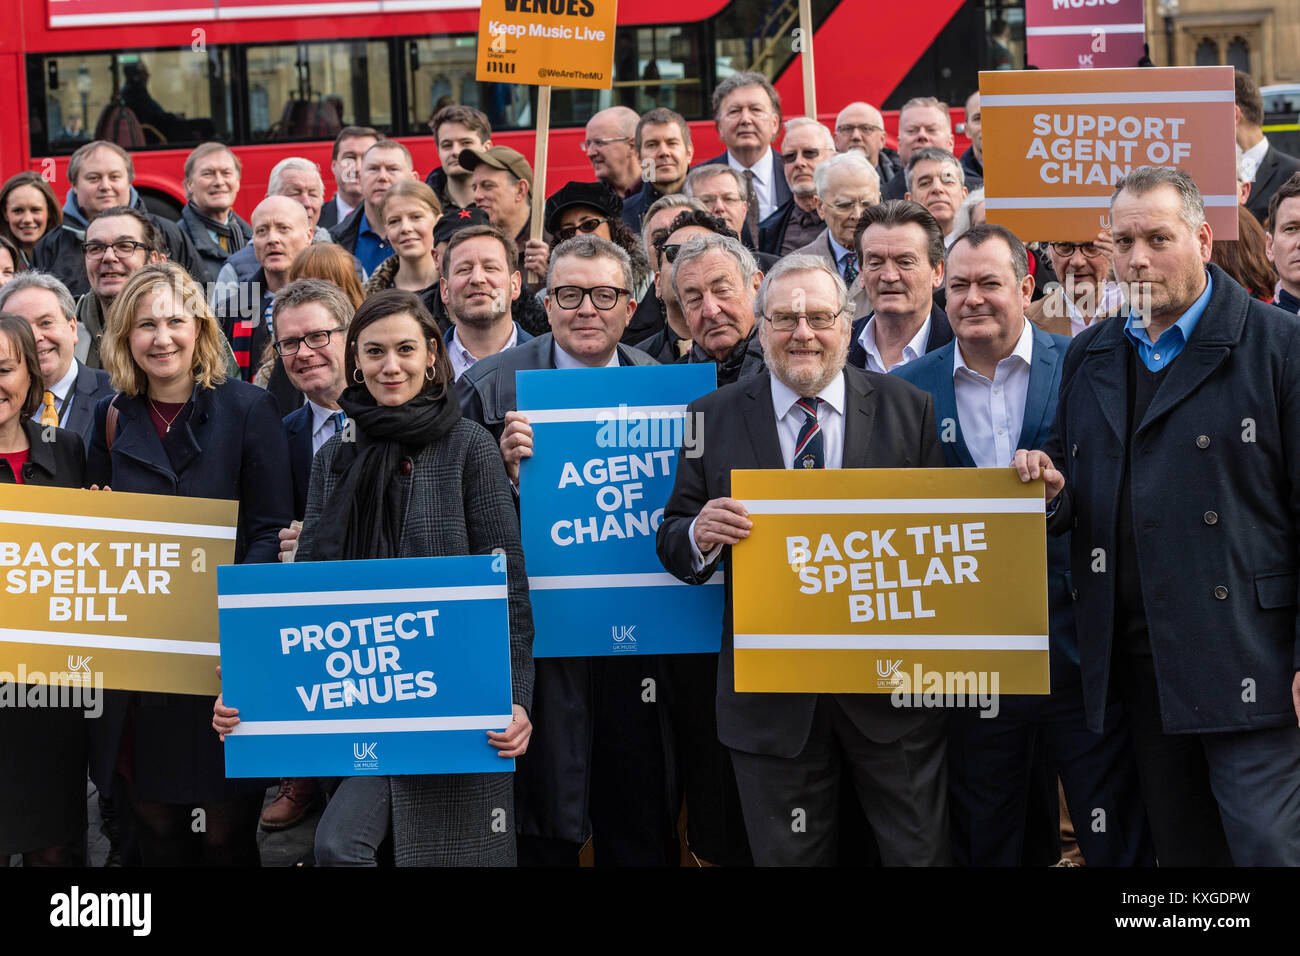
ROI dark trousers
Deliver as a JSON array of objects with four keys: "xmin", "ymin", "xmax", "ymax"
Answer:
[
  {"xmin": 947, "ymin": 682, "xmax": 1154, "ymax": 866},
  {"xmin": 1113, "ymin": 650, "xmax": 1300, "ymax": 866},
  {"xmin": 729, "ymin": 697, "xmax": 950, "ymax": 866},
  {"xmin": 661, "ymin": 653, "xmax": 753, "ymax": 866}
]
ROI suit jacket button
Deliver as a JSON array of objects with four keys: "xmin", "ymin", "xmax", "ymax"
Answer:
[
  {"xmin": 1071, "ymin": 588, "xmax": 1079, "ymax": 601},
  {"xmin": 1071, "ymin": 443, "xmax": 1078, "ymax": 458},
  {"xmin": 1203, "ymin": 511, "xmax": 1218, "ymax": 525},
  {"xmin": 1214, "ymin": 585, "xmax": 1229, "ymax": 600},
  {"xmin": 1196, "ymin": 435, "xmax": 1210, "ymax": 449},
  {"xmin": 22, "ymin": 464, "xmax": 35, "ymax": 479},
  {"xmin": 1072, "ymin": 516, "xmax": 1079, "ymax": 529}
]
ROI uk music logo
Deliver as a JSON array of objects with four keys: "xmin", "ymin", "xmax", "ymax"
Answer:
[
  {"xmin": 352, "ymin": 741, "xmax": 379, "ymax": 770},
  {"xmin": 876, "ymin": 658, "xmax": 903, "ymax": 689},
  {"xmin": 611, "ymin": 624, "xmax": 638, "ymax": 653}
]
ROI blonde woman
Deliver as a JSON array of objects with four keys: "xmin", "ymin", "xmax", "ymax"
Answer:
[
  {"xmin": 87, "ymin": 261, "xmax": 292, "ymax": 866},
  {"xmin": 364, "ymin": 180, "xmax": 443, "ymax": 323}
]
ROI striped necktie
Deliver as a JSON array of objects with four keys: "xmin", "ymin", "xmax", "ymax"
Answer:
[
  {"xmin": 793, "ymin": 397, "xmax": 824, "ymax": 469},
  {"xmin": 332, "ymin": 411, "xmax": 346, "ymax": 433}
]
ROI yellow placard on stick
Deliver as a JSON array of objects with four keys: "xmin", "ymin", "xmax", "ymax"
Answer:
[
  {"xmin": 981, "ymin": 66, "xmax": 1238, "ymax": 241},
  {"xmin": 476, "ymin": 0, "xmax": 618, "ymax": 90},
  {"xmin": 0, "ymin": 485, "xmax": 237, "ymax": 695},
  {"xmin": 731, "ymin": 468, "xmax": 1049, "ymax": 695}
]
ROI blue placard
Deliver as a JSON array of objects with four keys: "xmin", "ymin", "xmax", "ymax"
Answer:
[
  {"xmin": 517, "ymin": 363, "xmax": 724, "ymax": 656},
  {"xmin": 218, "ymin": 555, "xmax": 515, "ymax": 777}
]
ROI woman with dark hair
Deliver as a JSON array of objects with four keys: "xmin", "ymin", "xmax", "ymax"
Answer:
[
  {"xmin": 0, "ymin": 313, "xmax": 89, "ymax": 866},
  {"xmin": 215, "ymin": 288, "xmax": 534, "ymax": 866},
  {"xmin": 87, "ymin": 261, "xmax": 292, "ymax": 866},
  {"xmin": 1211, "ymin": 205, "xmax": 1278, "ymax": 302},
  {"xmin": 0, "ymin": 172, "xmax": 61, "ymax": 268}
]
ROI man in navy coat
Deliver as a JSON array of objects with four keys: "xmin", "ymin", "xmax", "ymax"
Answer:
[
  {"xmin": 1017, "ymin": 167, "xmax": 1300, "ymax": 865},
  {"xmin": 897, "ymin": 224, "xmax": 1151, "ymax": 866}
]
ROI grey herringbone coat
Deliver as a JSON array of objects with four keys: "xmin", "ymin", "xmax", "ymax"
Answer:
[{"xmin": 298, "ymin": 415, "xmax": 535, "ymax": 866}]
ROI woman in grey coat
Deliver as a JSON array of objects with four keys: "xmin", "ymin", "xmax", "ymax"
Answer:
[{"xmin": 216, "ymin": 288, "xmax": 533, "ymax": 865}]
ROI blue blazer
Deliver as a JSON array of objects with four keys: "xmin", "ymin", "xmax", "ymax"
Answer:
[
  {"xmin": 62, "ymin": 361, "xmax": 115, "ymax": 451},
  {"xmin": 894, "ymin": 323, "xmax": 1078, "ymax": 688},
  {"xmin": 282, "ymin": 402, "xmax": 314, "ymax": 522}
]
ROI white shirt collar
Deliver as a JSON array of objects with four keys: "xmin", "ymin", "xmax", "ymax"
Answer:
[
  {"xmin": 1060, "ymin": 280, "xmax": 1124, "ymax": 327},
  {"xmin": 451, "ymin": 323, "xmax": 518, "ymax": 374},
  {"xmin": 1242, "ymin": 137, "xmax": 1270, "ymax": 182},
  {"xmin": 858, "ymin": 314, "xmax": 932, "ymax": 373},
  {"xmin": 552, "ymin": 341, "xmax": 619, "ymax": 370},
  {"xmin": 336, "ymin": 194, "xmax": 358, "ymax": 220},
  {"xmin": 770, "ymin": 368, "xmax": 846, "ymax": 421},
  {"xmin": 827, "ymin": 231, "xmax": 853, "ymax": 266},
  {"xmin": 728, "ymin": 148, "xmax": 773, "ymax": 187},
  {"xmin": 49, "ymin": 359, "xmax": 79, "ymax": 402},
  {"xmin": 953, "ymin": 317, "xmax": 1034, "ymax": 379},
  {"xmin": 307, "ymin": 398, "xmax": 340, "ymax": 435}
]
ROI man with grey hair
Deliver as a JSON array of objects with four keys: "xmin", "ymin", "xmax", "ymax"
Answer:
[
  {"xmin": 216, "ymin": 157, "xmax": 335, "ymax": 290},
  {"xmin": 835, "ymin": 101, "xmax": 902, "ymax": 186},
  {"xmin": 904, "ymin": 147, "xmax": 968, "ymax": 242},
  {"xmin": 658, "ymin": 253, "xmax": 949, "ymax": 866},
  {"xmin": 635, "ymin": 194, "xmax": 707, "ymax": 363},
  {"xmin": 0, "ymin": 271, "xmax": 113, "ymax": 448},
  {"xmin": 671, "ymin": 231, "xmax": 767, "ymax": 385},
  {"xmin": 684, "ymin": 165, "xmax": 758, "ymax": 252},
  {"xmin": 1015, "ymin": 165, "xmax": 1300, "ymax": 865},
  {"xmin": 791, "ymin": 151, "xmax": 880, "ymax": 317},
  {"xmin": 759, "ymin": 117, "xmax": 834, "ymax": 255},
  {"xmin": 696, "ymin": 71, "xmax": 792, "ymax": 240},
  {"xmin": 458, "ymin": 234, "xmax": 673, "ymax": 867}
]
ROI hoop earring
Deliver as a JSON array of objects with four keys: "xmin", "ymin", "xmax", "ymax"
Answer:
[
  {"xmin": 424, "ymin": 367, "xmax": 436, "ymax": 382},
  {"xmin": 353, "ymin": 368, "xmax": 364, "ymax": 383}
]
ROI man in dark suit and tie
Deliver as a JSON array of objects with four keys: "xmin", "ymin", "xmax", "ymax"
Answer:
[
  {"xmin": 895, "ymin": 224, "xmax": 1152, "ymax": 866},
  {"xmin": 1016, "ymin": 166, "xmax": 1300, "ymax": 865},
  {"xmin": 847, "ymin": 200, "xmax": 954, "ymax": 374},
  {"xmin": 1236, "ymin": 70, "xmax": 1300, "ymax": 226},
  {"xmin": 695, "ymin": 72, "xmax": 792, "ymax": 245},
  {"xmin": 0, "ymin": 272, "xmax": 112, "ymax": 450},
  {"xmin": 658, "ymin": 244, "xmax": 951, "ymax": 865}
]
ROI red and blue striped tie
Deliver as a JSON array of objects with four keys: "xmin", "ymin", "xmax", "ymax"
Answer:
[{"xmin": 793, "ymin": 397, "xmax": 824, "ymax": 469}]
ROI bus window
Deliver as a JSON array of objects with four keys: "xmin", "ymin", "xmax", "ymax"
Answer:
[
  {"xmin": 404, "ymin": 36, "xmax": 482, "ymax": 135},
  {"xmin": 31, "ymin": 48, "xmax": 233, "ymax": 154},
  {"xmin": 245, "ymin": 41, "xmax": 392, "ymax": 140}
]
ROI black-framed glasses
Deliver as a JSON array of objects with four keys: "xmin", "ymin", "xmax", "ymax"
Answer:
[
  {"xmin": 273, "ymin": 327, "xmax": 346, "ymax": 356},
  {"xmin": 551, "ymin": 285, "xmax": 629, "ymax": 310},
  {"xmin": 765, "ymin": 309, "xmax": 842, "ymax": 332},
  {"xmin": 1049, "ymin": 241, "xmax": 1104, "ymax": 259},
  {"xmin": 556, "ymin": 217, "xmax": 610, "ymax": 242},
  {"xmin": 82, "ymin": 239, "xmax": 148, "ymax": 259}
]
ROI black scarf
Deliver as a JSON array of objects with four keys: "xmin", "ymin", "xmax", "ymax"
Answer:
[
  {"xmin": 184, "ymin": 200, "xmax": 248, "ymax": 253},
  {"xmin": 311, "ymin": 383, "xmax": 462, "ymax": 562},
  {"xmin": 688, "ymin": 328, "xmax": 758, "ymax": 386}
]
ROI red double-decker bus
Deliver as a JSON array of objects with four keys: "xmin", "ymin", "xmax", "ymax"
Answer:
[{"xmin": 2, "ymin": 0, "xmax": 1009, "ymax": 220}]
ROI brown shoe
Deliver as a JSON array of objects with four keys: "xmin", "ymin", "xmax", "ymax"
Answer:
[{"xmin": 260, "ymin": 778, "xmax": 319, "ymax": 830}]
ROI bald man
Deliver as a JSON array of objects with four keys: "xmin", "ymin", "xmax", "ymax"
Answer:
[
  {"xmin": 585, "ymin": 106, "xmax": 643, "ymax": 198},
  {"xmin": 215, "ymin": 195, "xmax": 314, "ymax": 382},
  {"xmin": 835, "ymin": 101, "xmax": 902, "ymax": 187}
]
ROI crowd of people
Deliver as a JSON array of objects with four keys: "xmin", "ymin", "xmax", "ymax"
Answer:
[{"xmin": 3, "ymin": 65, "xmax": 1300, "ymax": 868}]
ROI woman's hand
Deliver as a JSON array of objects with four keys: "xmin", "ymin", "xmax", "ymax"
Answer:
[
  {"xmin": 88, "ymin": 485, "xmax": 112, "ymax": 491},
  {"xmin": 212, "ymin": 665, "xmax": 240, "ymax": 742},
  {"xmin": 487, "ymin": 704, "xmax": 532, "ymax": 758}
]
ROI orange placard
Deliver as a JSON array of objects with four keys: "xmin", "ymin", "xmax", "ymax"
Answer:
[
  {"xmin": 476, "ymin": 0, "xmax": 618, "ymax": 90},
  {"xmin": 981, "ymin": 66, "xmax": 1238, "ymax": 241}
]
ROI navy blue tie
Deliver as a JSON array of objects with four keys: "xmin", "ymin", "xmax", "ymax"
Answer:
[{"xmin": 793, "ymin": 397, "xmax": 824, "ymax": 469}]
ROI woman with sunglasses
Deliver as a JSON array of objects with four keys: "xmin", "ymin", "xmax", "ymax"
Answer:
[
  {"xmin": 87, "ymin": 261, "xmax": 293, "ymax": 866},
  {"xmin": 215, "ymin": 289, "xmax": 534, "ymax": 866},
  {"xmin": 541, "ymin": 182, "xmax": 655, "ymax": 342},
  {"xmin": 0, "ymin": 314, "xmax": 89, "ymax": 867},
  {"xmin": 364, "ymin": 181, "xmax": 445, "ymax": 329}
]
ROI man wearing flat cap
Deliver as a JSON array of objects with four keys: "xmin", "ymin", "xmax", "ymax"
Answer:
[{"xmin": 460, "ymin": 145, "xmax": 548, "ymax": 284}]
